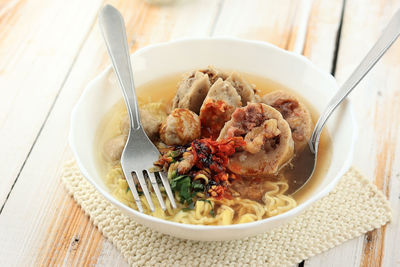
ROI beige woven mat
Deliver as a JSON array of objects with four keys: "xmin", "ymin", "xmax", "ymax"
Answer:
[{"xmin": 61, "ymin": 160, "xmax": 392, "ymax": 267}]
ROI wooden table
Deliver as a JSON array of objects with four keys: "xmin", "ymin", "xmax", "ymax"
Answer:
[{"xmin": 0, "ymin": 0, "xmax": 399, "ymax": 266}]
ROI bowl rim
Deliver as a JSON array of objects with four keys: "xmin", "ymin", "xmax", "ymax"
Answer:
[{"xmin": 69, "ymin": 37, "xmax": 358, "ymax": 231}]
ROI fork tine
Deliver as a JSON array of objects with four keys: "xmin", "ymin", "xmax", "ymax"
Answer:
[
  {"xmin": 122, "ymin": 168, "xmax": 144, "ymax": 213},
  {"xmin": 159, "ymin": 172, "xmax": 177, "ymax": 209},
  {"xmin": 147, "ymin": 171, "xmax": 166, "ymax": 211},
  {"xmin": 136, "ymin": 171, "xmax": 155, "ymax": 212}
]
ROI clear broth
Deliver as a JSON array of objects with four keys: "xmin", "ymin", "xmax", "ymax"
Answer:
[{"xmin": 95, "ymin": 72, "xmax": 332, "ymax": 204}]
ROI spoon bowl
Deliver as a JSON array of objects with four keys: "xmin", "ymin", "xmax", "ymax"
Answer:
[{"xmin": 291, "ymin": 9, "xmax": 400, "ymax": 194}]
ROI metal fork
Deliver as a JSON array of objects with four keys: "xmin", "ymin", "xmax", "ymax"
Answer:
[{"xmin": 99, "ymin": 5, "xmax": 177, "ymax": 212}]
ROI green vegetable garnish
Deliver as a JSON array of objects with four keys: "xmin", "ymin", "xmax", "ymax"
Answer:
[
  {"xmin": 170, "ymin": 176, "xmax": 207, "ymax": 207},
  {"xmin": 170, "ymin": 175, "xmax": 193, "ymax": 205},
  {"xmin": 192, "ymin": 180, "xmax": 204, "ymax": 191},
  {"xmin": 170, "ymin": 175, "xmax": 188, "ymax": 190},
  {"xmin": 179, "ymin": 177, "xmax": 192, "ymax": 204}
]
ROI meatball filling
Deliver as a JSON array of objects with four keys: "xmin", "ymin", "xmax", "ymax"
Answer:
[
  {"xmin": 244, "ymin": 119, "xmax": 281, "ymax": 154},
  {"xmin": 262, "ymin": 91, "xmax": 312, "ymax": 153},
  {"xmin": 218, "ymin": 103, "xmax": 294, "ymax": 176}
]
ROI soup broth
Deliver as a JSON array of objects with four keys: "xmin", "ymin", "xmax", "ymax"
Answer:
[{"xmin": 96, "ymin": 70, "xmax": 332, "ymax": 225}]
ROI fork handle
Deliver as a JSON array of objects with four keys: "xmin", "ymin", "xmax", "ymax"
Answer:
[{"xmin": 99, "ymin": 5, "xmax": 141, "ymax": 130}]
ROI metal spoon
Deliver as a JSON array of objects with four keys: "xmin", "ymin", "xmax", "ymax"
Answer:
[{"xmin": 290, "ymin": 9, "xmax": 400, "ymax": 194}]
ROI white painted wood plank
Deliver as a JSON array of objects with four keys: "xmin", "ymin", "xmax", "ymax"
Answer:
[
  {"xmin": 0, "ymin": 0, "xmax": 222, "ymax": 265},
  {"xmin": 213, "ymin": 0, "xmax": 312, "ymax": 50},
  {"xmin": 96, "ymin": 240, "xmax": 130, "ymax": 267},
  {"xmin": 305, "ymin": 239, "xmax": 364, "ymax": 267},
  {"xmin": 1, "ymin": 0, "xmax": 398, "ymax": 266},
  {"xmin": 308, "ymin": 0, "xmax": 400, "ymax": 266},
  {"xmin": 336, "ymin": 1, "xmax": 400, "ymax": 266},
  {"xmin": 0, "ymin": 0, "xmax": 315, "ymax": 264},
  {"xmin": 0, "ymin": 0, "xmax": 104, "ymax": 206},
  {"xmin": 214, "ymin": 1, "xmax": 385, "ymax": 266},
  {"xmin": 301, "ymin": 0, "xmax": 365, "ymax": 266},
  {"xmin": 302, "ymin": 0, "xmax": 344, "ymax": 72}
]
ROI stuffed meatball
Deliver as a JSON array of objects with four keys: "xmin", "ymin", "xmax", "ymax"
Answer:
[
  {"xmin": 218, "ymin": 103, "xmax": 294, "ymax": 176},
  {"xmin": 262, "ymin": 91, "xmax": 312, "ymax": 153}
]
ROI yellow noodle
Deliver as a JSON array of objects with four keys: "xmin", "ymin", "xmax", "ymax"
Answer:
[
  {"xmin": 105, "ymin": 165, "xmax": 297, "ymax": 225},
  {"xmin": 103, "ymin": 102, "xmax": 297, "ymax": 225}
]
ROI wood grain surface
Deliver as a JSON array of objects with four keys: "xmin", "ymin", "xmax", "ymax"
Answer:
[
  {"xmin": 0, "ymin": 0, "xmax": 398, "ymax": 266},
  {"xmin": 336, "ymin": 1, "xmax": 400, "ymax": 266}
]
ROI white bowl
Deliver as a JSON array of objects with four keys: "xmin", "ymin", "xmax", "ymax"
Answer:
[{"xmin": 70, "ymin": 38, "xmax": 356, "ymax": 241}]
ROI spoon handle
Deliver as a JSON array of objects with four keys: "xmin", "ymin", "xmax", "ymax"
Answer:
[
  {"xmin": 99, "ymin": 5, "xmax": 141, "ymax": 130},
  {"xmin": 310, "ymin": 9, "xmax": 400, "ymax": 153}
]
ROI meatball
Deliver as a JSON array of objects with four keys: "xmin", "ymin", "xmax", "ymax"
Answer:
[
  {"xmin": 262, "ymin": 91, "xmax": 312, "ymax": 153},
  {"xmin": 160, "ymin": 108, "xmax": 201, "ymax": 146},
  {"xmin": 120, "ymin": 115, "xmax": 129, "ymax": 135},
  {"xmin": 198, "ymin": 65, "xmax": 229, "ymax": 85},
  {"xmin": 218, "ymin": 103, "xmax": 294, "ymax": 176},
  {"xmin": 172, "ymin": 71, "xmax": 211, "ymax": 114},
  {"xmin": 120, "ymin": 102, "xmax": 168, "ymax": 141},
  {"xmin": 199, "ymin": 78, "xmax": 241, "ymax": 138},
  {"xmin": 226, "ymin": 71, "xmax": 257, "ymax": 105},
  {"xmin": 103, "ymin": 134, "xmax": 127, "ymax": 162},
  {"xmin": 199, "ymin": 67, "xmax": 257, "ymax": 106}
]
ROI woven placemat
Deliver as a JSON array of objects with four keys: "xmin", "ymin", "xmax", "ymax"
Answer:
[{"xmin": 61, "ymin": 159, "xmax": 392, "ymax": 266}]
